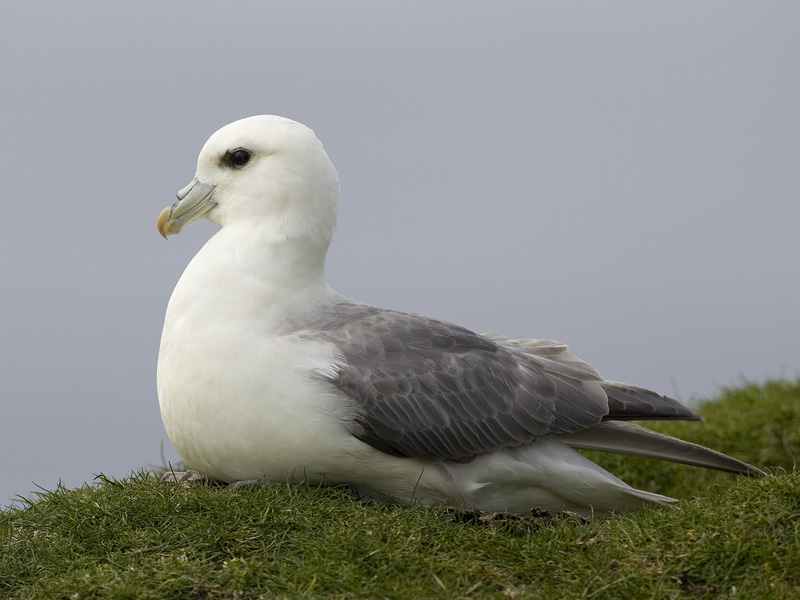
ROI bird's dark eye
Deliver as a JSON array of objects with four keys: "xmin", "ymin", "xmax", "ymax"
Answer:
[{"xmin": 231, "ymin": 149, "xmax": 251, "ymax": 167}]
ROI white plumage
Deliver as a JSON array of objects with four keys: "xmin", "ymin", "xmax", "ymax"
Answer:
[{"xmin": 157, "ymin": 116, "xmax": 760, "ymax": 516}]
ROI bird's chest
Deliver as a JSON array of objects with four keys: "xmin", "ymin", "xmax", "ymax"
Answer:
[{"xmin": 157, "ymin": 289, "xmax": 350, "ymax": 482}]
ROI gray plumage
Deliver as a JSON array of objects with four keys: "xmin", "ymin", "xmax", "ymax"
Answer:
[{"xmin": 288, "ymin": 297, "xmax": 761, "ymax": 475}]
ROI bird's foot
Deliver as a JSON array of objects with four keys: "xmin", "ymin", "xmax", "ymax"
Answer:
[{"xmin": 161, "ymin": 470, "xmax": 205, "ymax": 484}]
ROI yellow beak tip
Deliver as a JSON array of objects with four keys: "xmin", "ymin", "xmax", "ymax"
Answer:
[{"xmin": 157, "ymin": 207, "xmax": 174, "ymax": 238}]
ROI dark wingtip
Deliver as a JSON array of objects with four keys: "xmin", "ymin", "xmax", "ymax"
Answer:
[{"xmin": 601, "ymin": 381, "xmax": 702, "ymax": 422}]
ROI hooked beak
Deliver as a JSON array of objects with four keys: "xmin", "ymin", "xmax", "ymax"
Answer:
[{"xmin": 157, "ymin": 178, "xmax": 217, "ymax": 238}]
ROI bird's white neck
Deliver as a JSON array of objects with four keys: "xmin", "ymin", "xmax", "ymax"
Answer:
[{"xmin": 169, "ymin": 221, "xmax": 332, "ymax": 329}]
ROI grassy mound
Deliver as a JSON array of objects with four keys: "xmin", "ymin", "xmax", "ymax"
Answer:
[{"xmin": 2, "ymin": 379, "xmax": 799, "ymax": 599}]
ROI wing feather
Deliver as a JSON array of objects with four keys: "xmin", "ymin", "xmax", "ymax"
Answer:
[
  {"xmin": 290, "ymin": 299, "xmax": 614, "ymax": 460},
  {"xmin": 283, "ymin": 299, "xmax": 755, "ymax": 476}
]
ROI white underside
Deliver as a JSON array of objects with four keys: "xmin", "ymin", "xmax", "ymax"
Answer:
[{"xmin": 158, "ymin": 225, "xmax": 674, "ymax": 517}]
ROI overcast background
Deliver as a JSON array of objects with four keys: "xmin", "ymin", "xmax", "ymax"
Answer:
[{"xmin": 1, "ymin": 2, "xmax": 798, "ymax": 505}]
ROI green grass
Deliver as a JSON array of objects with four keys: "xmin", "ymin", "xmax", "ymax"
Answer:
[{"xmin": 2, "ymin": 379, "xmax": 799, "ymax": 599}]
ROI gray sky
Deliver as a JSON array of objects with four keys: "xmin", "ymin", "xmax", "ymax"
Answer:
[{"xmin": 1, "ymin": 2, "xmax": 798, "ymax": 505}]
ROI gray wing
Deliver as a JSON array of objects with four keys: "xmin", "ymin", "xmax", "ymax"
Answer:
[
  {"xmin": 291, "ymin": 299, "xmax": 697, "ymax": 462},
  {"xmin": 483, "ymin": 334, "xmax": 700, "ymax": 422}
]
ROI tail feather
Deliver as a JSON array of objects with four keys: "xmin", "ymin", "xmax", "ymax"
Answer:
[{"xmin": 559, "ymin": 420, "xmax": 765, "ymax": 476}]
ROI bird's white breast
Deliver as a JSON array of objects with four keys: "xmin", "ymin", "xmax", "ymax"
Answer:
[{"xmin": 157, "ymin": 228, "xmax": 359, "ymax": 483}]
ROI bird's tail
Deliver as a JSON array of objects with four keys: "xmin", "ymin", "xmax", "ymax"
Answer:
[{"xmin": 558, "ymin": 420, "xmax": 765, "ymax": 476}]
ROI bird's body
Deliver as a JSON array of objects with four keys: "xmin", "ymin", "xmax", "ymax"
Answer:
[{"xmin": 157, "ymin": 116, "xmax": 761, "ymax": 516}]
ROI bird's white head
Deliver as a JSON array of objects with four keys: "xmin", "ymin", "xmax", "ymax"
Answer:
[{"xmin": 158, "ymin": 115, "xmax": 340, "ymax": 254}]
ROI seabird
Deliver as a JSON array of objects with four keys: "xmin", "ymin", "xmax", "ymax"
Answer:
[{"xmin": 157, "ymin": 115, "xmax": 762, "ymax": 516}]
